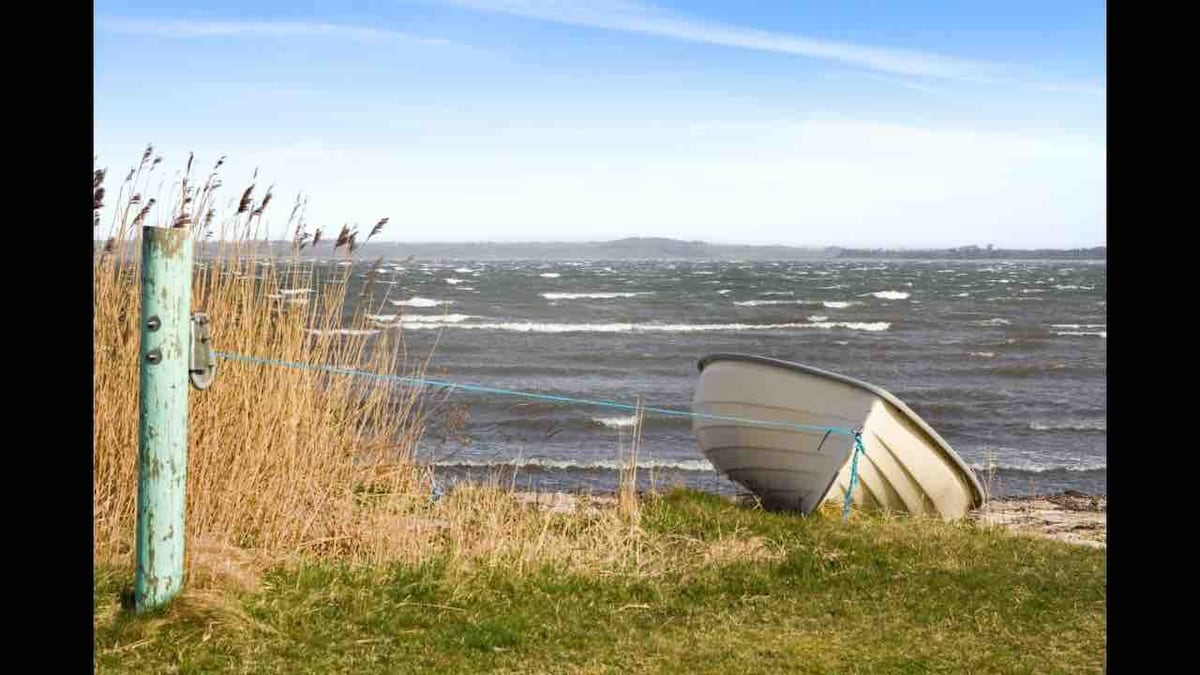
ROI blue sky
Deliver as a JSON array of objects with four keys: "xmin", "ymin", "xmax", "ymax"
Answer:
[{"xmin": 94, "ymin": 1, "xmax": 1105, "ymax": 247}]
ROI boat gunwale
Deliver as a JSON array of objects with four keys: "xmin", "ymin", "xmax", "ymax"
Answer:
[{"xmin": 697, "ymin": 353, "xmax": 987, "ymax": 507}]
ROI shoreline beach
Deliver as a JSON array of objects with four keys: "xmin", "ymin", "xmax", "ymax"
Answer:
[{"xmin": 510, "ymin": 488, "xmax": 1107, "ymax": 548}]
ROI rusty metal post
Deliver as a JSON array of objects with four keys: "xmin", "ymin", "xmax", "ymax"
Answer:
[{"xmin": 134, "ymin": 226, "xmax": 192, "ymax": 611}]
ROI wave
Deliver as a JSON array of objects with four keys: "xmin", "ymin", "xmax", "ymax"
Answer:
[
  {"xmin": 445, "ymin": 278, "xmax": 466, "ymax": 285},
  {"xmin": 716, "ymin": 289, "xmax": 731, "ymax": 295},
  {"xmin": 368, "ymin": 314, "xmax": 476, "ymax": 324},
  {"xmin": 867, "ymin": 290, "xmax": 911, "ymax": 300},
  {"xmin": 807, "ymin": 315, "xmax": 829, "ymax": 322},
  {"xmin": 399, "ymin": 320, "xmax": 891, "ymax": 333},
  {"xmin": 972, "ymin": 461, "xmax": 1107, "ymax": 474},
  {"xmin": 978, "ymin": 318, "xmax": 1011, "ymax": 326},
  {"xmin": 592, "ymin": 416, "xmax": 639, "ymax": 429},
  {"xmin": 1054, "ymin": 331, "xmax": 1106, "ymax": 338},
  {"xmin": 734, "ymin": 299, "xmax": 820, "ymax": 307},
  {"xmin": 991, "ymin": 363, "xmax": 1080, "ymax": 377},
  {"xmin": 390, "ymin": 297, "xmax": 453, "ymax": 307},
  {"xmin": 1029, "ymin": 420, "xmax": 1106, "ymax": 432},
  {"xmin": 1051, "ymin": 324, "xmax": 1105, "ymax": 329},
  {"xmin": 724, "ymin": 297, "xmax": 859, "ymax": 309},
  {"xmin": 431, "ymin": 457, "xmax": 716, "ymax": 472},
  {"xmin": 541, "ymin": 292, "xmax": 651, "ymax": 300},
  {"xmin": 969, "ymin": 351, "xmax": 996, "ymax": 358},
  {"xmin": 539, "ymin": 273, "xmax": 561, "ymax": 278}
]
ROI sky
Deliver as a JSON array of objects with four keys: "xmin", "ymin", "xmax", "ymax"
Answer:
[{"xmin": 94, "ymin": 1, "xmax": 1106, "ymax": 248}]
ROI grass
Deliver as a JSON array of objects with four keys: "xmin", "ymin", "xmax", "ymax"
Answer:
[{"xmin": 94, "ymin": 490, "xmax": 1106, "ymax": 674}]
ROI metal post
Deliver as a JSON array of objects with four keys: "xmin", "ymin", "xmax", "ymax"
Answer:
[{"xmin": 135, "ymin": 226, "xmax": 192, "ymax": 611}]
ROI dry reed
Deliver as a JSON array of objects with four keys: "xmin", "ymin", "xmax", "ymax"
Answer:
[{"xmin": 94, "ymin": 149, "xmax": 430, "ymax": 574}]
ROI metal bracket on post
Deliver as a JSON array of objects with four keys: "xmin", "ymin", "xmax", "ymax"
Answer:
[{"xmin": 189, "ymin": 313, "xmax": 216, "ymax": 390}]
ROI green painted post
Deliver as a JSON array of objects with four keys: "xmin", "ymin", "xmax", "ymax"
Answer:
[{"xmin": 135, "ymin": 226, "xmax": 192, "ymax": 612}]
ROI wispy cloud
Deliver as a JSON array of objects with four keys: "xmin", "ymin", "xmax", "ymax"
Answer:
[
  {"xmin": 436, "ymin": 0, "xmax": 1000, "ymax": 81},
  {"xmin": 435, "ymin": 0, "xmax": 1104, "ymax": 95},
  {"xmin": 98, "ymin": 17, "xmax": 452, "ymax": 46}
]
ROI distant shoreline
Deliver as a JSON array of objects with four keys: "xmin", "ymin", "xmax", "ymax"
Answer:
[{"xmin": 96, "ymin": 236, "xmax": 1107, "ymax": 262}]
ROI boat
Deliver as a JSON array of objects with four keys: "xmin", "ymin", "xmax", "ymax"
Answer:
[{"xmin": 692, "ymin": 354, "xmax": 986, "ymax": 520}]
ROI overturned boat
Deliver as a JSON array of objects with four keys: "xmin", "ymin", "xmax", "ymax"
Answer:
[{"xmin": 692, "ymin": 354, "xmax": 986, "ymax": 520}]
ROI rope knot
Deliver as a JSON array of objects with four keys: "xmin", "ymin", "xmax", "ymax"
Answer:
[{"xmin": 842, "ymin": 430, "xmax": 867, "ymax": 522}]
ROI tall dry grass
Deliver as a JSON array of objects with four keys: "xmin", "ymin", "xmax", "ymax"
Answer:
[
  {"xmin": 93, "ymin": 149, "xmax": 671, "ymax": 584},
  {"xmin": 94, "ymin": 148, "xmax": 432, "ymax": 570}
]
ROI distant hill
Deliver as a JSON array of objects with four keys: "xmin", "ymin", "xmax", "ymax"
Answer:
[
  {"xmin": 309, "ymin": 238, "xmax": 1105, "ymax": 261},
  {"xmin": 97, "ymin": 236, "xmax": 1106, "ymax": 261},
  {"xmin": 344, "ymin": 237, "xmax": 836, "ymax": 261}
]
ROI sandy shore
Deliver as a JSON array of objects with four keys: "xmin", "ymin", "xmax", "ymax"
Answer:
[
  {"xmin": 969, "ymin": 491, "xmax": 1106, "ymax": 548},
  {"xmin": 511, "ymin": 490, "xmax": 1107, "ymax": 549}
]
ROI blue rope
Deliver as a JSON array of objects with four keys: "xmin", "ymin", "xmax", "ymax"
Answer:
[
  {"xmin": 842, "ymin": 432, "xmax": 867, "ymax": 522},
  {"xmin": 213, "ymin": 350, "xmax": 859, "ymax": 438}
]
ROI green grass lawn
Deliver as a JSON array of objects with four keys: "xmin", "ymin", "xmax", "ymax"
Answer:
[{"xmin": 94, "ymin": 490, "xmax": 1105, "ymax": 673}]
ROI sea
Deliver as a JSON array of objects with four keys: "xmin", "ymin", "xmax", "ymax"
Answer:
[{"xmin": 315, "ymin": 257, "xmax": 1106, "ymax": 499}]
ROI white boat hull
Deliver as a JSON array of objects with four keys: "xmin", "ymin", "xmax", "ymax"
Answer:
[{"xmin": 692, "ymin": 354, "xmax": 986, "ymax": 520}]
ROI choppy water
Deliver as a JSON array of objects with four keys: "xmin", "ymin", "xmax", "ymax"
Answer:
[{"xmin": 317, "ymin": 258, "xmax": 1107, "ymax": 498}]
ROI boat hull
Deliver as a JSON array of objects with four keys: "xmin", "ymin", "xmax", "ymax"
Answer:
[{"xmin": 692, "ymin": 354, "xmax": 986, "ymax": 519}]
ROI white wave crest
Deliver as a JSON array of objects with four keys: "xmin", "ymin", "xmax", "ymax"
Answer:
[
  {"xmin": 592, "ymin": 416, "xmax": 639, "ymax": 429},
  {"xmin": 390, "ymin": 297, "xmax": 453, "ymax": 307},
  {"xmin": 867, "ymin": 290, "xmax": 911, "ymax": 300},
  {"xmin": 734, "ymin": 299, "xmax": 819, "ymax": 307},
  {"xmin": 369, "ymin": 314, "xmax": 476, "ymax": 325},
  {"xmin": 541, "ymin": 292, "xmax": 651, "ymax": 300},
  {"xmin": 401, "ymin": 320, "xmax": 890, "ymax": 333}
]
